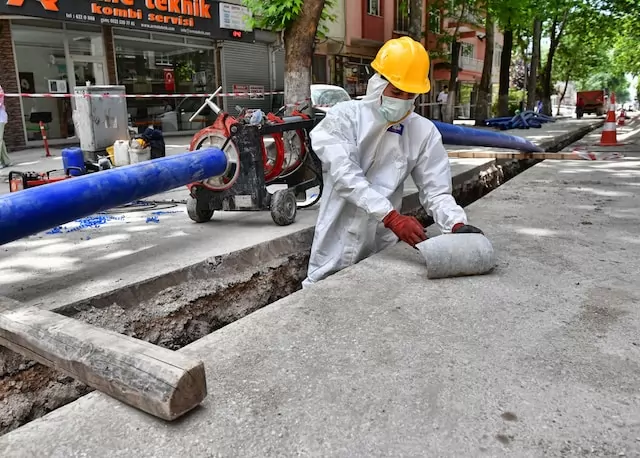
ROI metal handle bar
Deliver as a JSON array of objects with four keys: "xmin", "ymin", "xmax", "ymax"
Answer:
[{"xmin": 189, "ymin": 87, "xmax": 223, "ymax": 122}]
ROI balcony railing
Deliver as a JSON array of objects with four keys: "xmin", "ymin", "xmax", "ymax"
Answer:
[
  {"xmin": 445, "ymin": 11, "xmax": 483, "ymax": 28},
  {"xmin": 395, "ymin": 15, "xmax": 410, "ymax": 34},
  {"xmin": 459, "ymin": 56, "xmax": 483, "ymax": 72}
]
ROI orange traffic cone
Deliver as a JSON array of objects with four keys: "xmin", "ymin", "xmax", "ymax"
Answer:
[
  {"xmin": 617, "ymin": 109, "xmax": 625, "ymax": 126},
  {"xmin": 600, "ymin": 103, "xmax": 620, "ymax": 146}
]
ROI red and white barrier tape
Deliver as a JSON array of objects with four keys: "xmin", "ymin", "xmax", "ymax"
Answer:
[
  {"xmin": 283, "ymin": 98, "xmax": 312, "ymax": 108},
  {"xmin": 2, "ymin": 92, "xmax": 335, "ymax": 108},
  {"xmin": 3, "ymin": 91, "xmax": 285, "ymax": 99}
]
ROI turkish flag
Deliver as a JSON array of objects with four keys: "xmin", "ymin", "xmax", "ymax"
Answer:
[{"xmin": 164, "ymin": 69, "xmax": 175, "ymax": 92}]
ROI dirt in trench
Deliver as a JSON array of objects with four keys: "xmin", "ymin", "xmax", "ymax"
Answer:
[
  {"xmin": 0, "ymin": 361, "xmax": 92, "ymax": 436},
  {"xmin": 0, "ymin": 252, "xmax": 309, "ymax": 437}
]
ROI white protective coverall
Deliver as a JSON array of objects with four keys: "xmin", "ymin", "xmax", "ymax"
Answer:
[{"xmin": 301, "ymin": 74, "xmax": 468, "ymax": 288}]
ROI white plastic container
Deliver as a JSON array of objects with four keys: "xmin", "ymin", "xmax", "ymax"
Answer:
[
  {"xmin": 129, "ymin": 147, "xmax": 151, "ymax": 164},
  {"xmin": 128, "ymin": 138, "xmax": 151, "ymax": 164},
  {"xmin": 113, "ymin": 140, "xmax": 130, "ymax": 167}
]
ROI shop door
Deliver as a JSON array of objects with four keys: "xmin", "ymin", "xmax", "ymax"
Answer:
[{"xmin": 221, "ymin": 41, "xmax": 271, "ymax": 113}]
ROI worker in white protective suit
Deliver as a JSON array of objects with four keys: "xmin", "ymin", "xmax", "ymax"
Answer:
[{"xmin": 302, "ymin": 36, "xmax": 483, "ymax": 288}]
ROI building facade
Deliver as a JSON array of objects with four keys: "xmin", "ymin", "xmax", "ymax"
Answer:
[
  {"xmin": 0, "ymin": 0, "xmax": 287, "ymax": 151},
  {"xmin": 314, "ymin": 0, "xmax": 504, "ymax": 118}
]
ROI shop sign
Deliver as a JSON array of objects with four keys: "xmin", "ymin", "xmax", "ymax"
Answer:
[
  {"xmin": 0, "ymin": 0, "xmax": 254, "ymax": 41},
  {"xmin": 232, "ymin": 84, "xmax": 249, "ymax": 98},
  {"xmin": 219, "ymin": 3, "xmax": 251, "ymax": 32},
  {"xmin": 249, "ymin": 85, "xmax": 264, "ymax": 100}
]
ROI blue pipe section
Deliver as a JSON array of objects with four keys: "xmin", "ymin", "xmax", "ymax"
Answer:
[
  {"xmin": 433, "ymin": 120, "xmax": 543, "ymax": 153},
  {"xmin": 0, "ymin": 148, "xmax": 228, "ymax": 246},
  {"xmin": 484, "ymin": 110, "xmax": 555, "ymax": 131}
]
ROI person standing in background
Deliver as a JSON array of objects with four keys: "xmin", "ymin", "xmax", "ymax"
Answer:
[
  {"xmin": 436, "ymin": 85, "xmax": 448, "ymax": 120},
  {"xmin": 0, "ymin": 85, "xmax": 12, "ymax": 168}
]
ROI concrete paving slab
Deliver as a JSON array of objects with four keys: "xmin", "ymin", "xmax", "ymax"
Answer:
[
  {"xmin": 0, "ymin": 120, "xmax": 600, "ymax": 310},
  {"xmin": 2, "ymin": 134, "xmax": 639, "ymax": 457}
]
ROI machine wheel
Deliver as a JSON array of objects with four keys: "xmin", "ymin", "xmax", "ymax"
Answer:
[
  {"xmin": 187, "ymin": 196, "xmax": 214, "ymax": 223},
  {"xmin": 270, "ymin": 189, "xmax": 297, "ymax": 226}
]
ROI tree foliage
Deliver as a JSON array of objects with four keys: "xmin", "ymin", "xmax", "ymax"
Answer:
[
  {"xmin": 241, "ymin": 0, "xmax": 336, "ymax": 38},
  {"xmin": 612, "ymin": 16, "xmax": 640, "ymax": 78},
  {"xmin": 241, "ymin": 0, "xmax": 336, "ymax": 112},
  {"xmin": 581, "ymin": 72, "xmax": 631, "ymax": 102}
]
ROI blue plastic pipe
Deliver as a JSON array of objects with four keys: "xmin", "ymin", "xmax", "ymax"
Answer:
[
  {"xmin": 0, "ymin": 148, "xmax": 228, "ymax": 246},
  {"xmin": 434, "ymin": 121, "xmax": 543, "ymax": 153}
]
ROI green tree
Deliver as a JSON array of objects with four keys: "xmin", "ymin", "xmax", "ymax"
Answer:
[
  {"xmin": 528, "ymin": 16, "xmax": 543, "ymax": 110},
  {"xmin": 613, "ymin": 16, "xmax": 640, "ymax": 77},
  {"xmin": 580, "ymin": 71, "xmax": 630, "ymax": 102},
  {"xmin": 241, "ymin": 0, "xmax": 335, "ymax": 114},
  {"xmin": 491, "ymin": 0, "xmax": 533, "ymax": 116},
  {"xmin": 473, "ymin": 9, "xmax": 494, "ymax": 125},
  {"xmin": 441, "ymin": 0, "xmax": 483, "ymax": 123},
  {"xmin": 550, "ymin": 7, "xmax": 612, "ymax": 114},
  {"xmin": 540, "ymin": 0, "xmax": 635, "ymax": 114},
  {"xmin": 538, "ymin": 0, "xmax": 575, "ymax": 115}
]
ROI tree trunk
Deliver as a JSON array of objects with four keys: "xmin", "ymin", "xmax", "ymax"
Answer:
[
  {"xmin": 283, "ymin": 0, "xmax": 326, "ymax": 116},
  {"xmin": 423, "ymin": 13, "xmax": 431, "ymax": 118},
  {"xmin": 497, "ymin": 28, "xmax": 513, "ymax": 117},
  {"xmin": 541, "ymin": 11, "xmax": 569, "ymax": 116},
  {"xmin": 446, "ymin": 41, "xmax": 461, "ymax": 123},
  {"xmin": 527, "ymin": 18, "xmax": 542, "ymax": 110},
  {"xmin": 520, "ymin": 37, "xmax": 529, "ymax": 90},
  {"xmin": 408, "ymin": 0, "xmax": 422, "ymax": 42},
  {"xmin": 408, "ymin": 0, "xmax": 424, "ymax": 115},
  {"xmin": 445, "ymin": 4, "xmax": 467, "ymax": 123},
  {"xmin": 474, "ymin": 14, "xmax": 495, "ymax": 125},
  {"xmin": 556, "ymin": 72, "xmax": 570, "ymax": 116}
]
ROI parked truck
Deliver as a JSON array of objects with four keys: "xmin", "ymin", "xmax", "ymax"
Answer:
[{"xmin": 576, "ymin": 90, "xmax": 607, "ymax": 117}]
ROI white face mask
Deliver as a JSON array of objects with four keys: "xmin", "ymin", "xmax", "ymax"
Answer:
[{"xmin": 379, "ymin": 95, "xmax": 415, "ymax": 123}]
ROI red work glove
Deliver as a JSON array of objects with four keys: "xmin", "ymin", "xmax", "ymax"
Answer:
[{"xmin": 383, "ymin": 210, "xmax": 427, "ymax": 247}]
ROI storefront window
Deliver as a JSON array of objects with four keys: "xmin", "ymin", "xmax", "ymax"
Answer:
[
  {"xmin": 11, "ymin": 20, "xmax": 105, "ymax": 142},
  {"xmin": 339, "ymin": 57, "xmax": 373, "ymax": 97},
  {"xmin": 114, "ymin": 34, "xmax": 217, "ymax": 133}
]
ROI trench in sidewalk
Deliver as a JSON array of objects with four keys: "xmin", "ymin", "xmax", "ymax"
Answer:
[{"xmin": 0, "ymin": 122, "xmax": 600, "ymax": 436}]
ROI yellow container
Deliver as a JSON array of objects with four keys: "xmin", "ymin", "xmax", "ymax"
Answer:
[{"xmin": 106, "ymin": 145, "xmax": 115, "ymax": 165}]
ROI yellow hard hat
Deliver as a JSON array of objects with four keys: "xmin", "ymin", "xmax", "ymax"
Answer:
[{"xmin": 371, "ymin": 36, "xmax": 431, "ymax": 94}]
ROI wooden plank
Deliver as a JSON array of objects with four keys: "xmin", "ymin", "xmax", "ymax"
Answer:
[
  {"xmin": 448, "ymin": 151, "xmax": 532, "ymax": 159},
  {"xmin": 0, "ymin": 297, "xmax": 207, "ymax": 421},
  {"xmin": 447, "ymin": 151, "xmax": 611, "ymax": 160}
]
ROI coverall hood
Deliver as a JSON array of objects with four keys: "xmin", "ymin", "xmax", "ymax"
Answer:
[
  {"xmin": 362, "ymin": 74, "xmax": 418, "ymax": 123},
  {"xmin": 362, "ymin": 73, "xmax": 389, "ymax": 103}
]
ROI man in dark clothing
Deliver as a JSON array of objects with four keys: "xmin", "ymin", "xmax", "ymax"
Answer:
[{"xmin": 576, "ymin": 97, "xmax": 585, "ymax": 119}]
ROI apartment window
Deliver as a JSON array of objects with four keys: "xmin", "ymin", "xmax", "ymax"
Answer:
[
  {"xmin": 367, "ymin": 0, "xmax": 380, "ymax": 16},
  {"xmin": 429, "ymin": 10, "xmax": 441, "ymax": 33},
  {"xmin": 493, "ymin": 44, "xmax": 503, "ymax": 69},
  {"xmin": 461, "ymin": 43, "xmax": 475, "ymax": 59},
  {"xmin": 395, "ymin": 0, "xmax": 409, "ymax": 33}
]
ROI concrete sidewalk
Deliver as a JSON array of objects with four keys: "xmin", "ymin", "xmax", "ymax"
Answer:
[
  {"xmin": 0, "ymin": 118, "xmax": 602, "ymax": 310},
  {"xmin": 0, "ymin": 135, "xmax": 195, "ymax": 196},
  {"xmin": 1, "ymin": 126, "xmax": 638, "ymax": 457}
]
